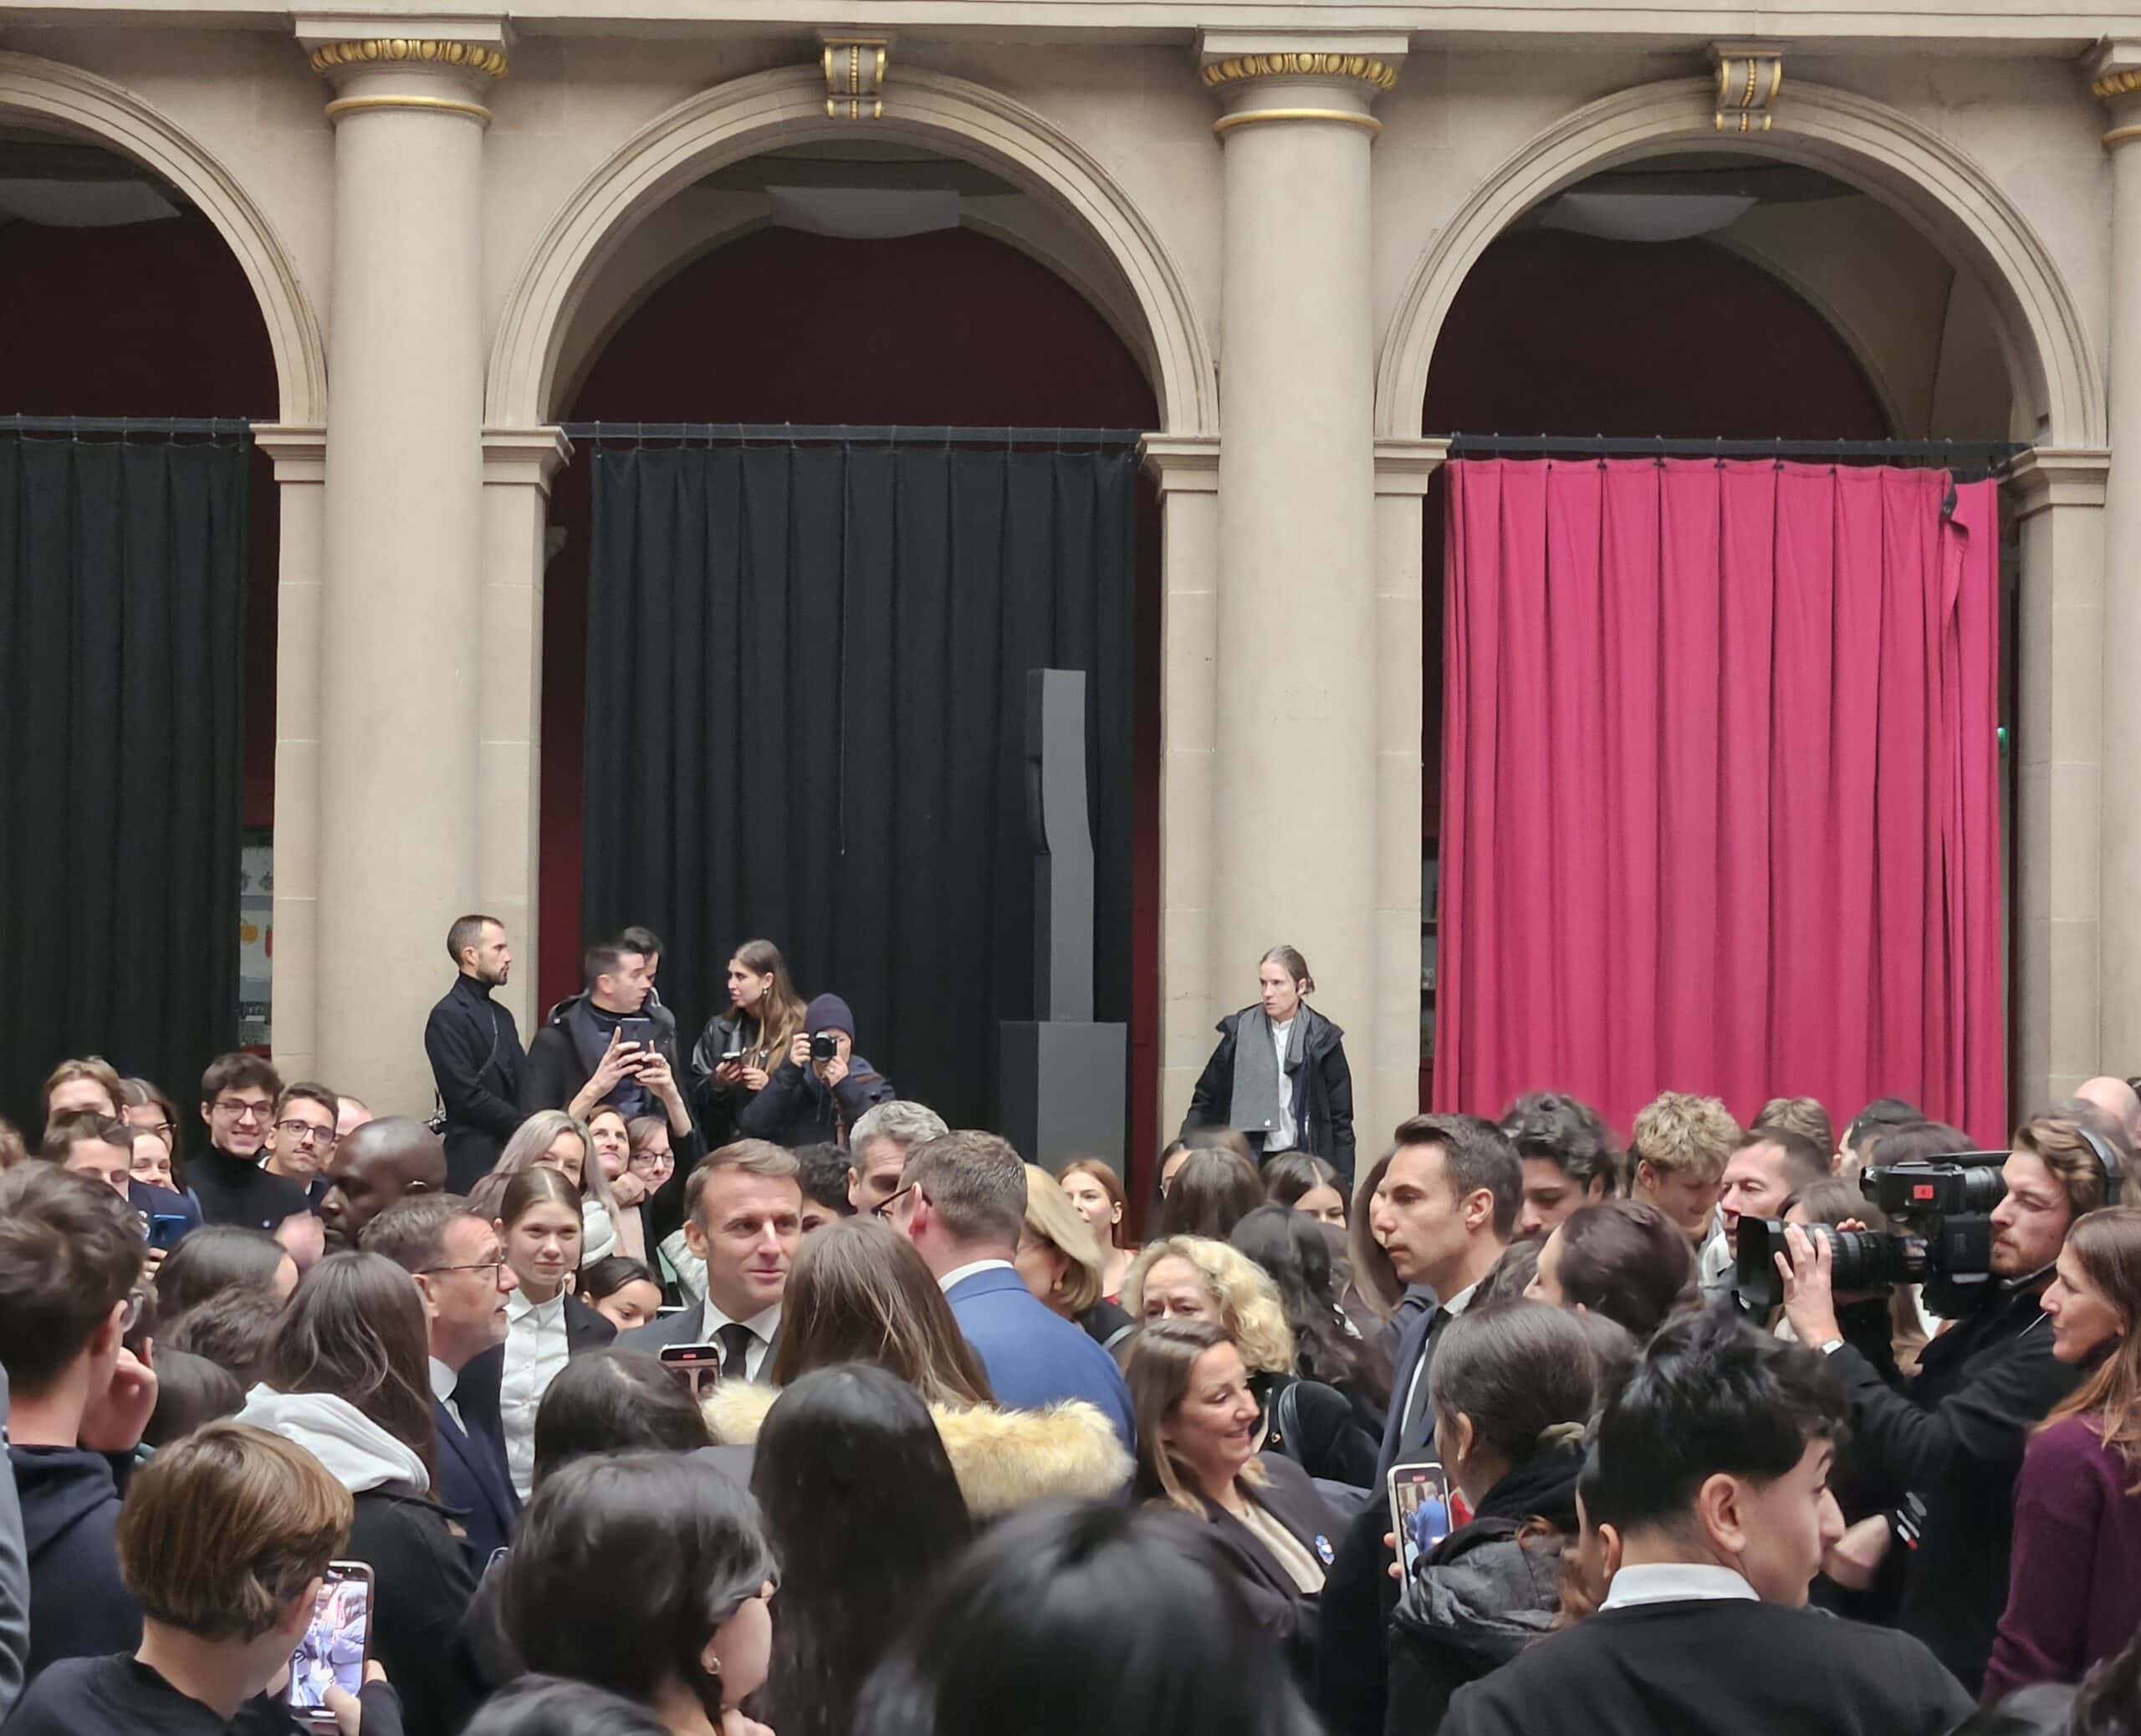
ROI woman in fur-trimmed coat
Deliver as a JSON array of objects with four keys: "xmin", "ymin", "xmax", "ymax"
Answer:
[{"xmin": 701, "ymin": 1379, "xmax": 1131, "ymax": 1519}]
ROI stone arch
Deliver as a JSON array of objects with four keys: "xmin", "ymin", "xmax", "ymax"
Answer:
[
  {"xmin": 488, "ymin": 63, "xmax": 1216, "ymax": 434},
  {"xmin": 0, "ymin": 52, "xmax": 327, "ymax": 426},
  {"xmin": 1375, "ymin": 75, "xmax": 2103, "ymax": 449}
]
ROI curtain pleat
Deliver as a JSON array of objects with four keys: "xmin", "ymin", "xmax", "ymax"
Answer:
[
  {"xmin": 1434, "ymin": 457, "xmax": 2004, "ymax": 1142},
  {"xmin": 0, "ymin": 435, "xmax": 248, "ymax": 1130},
  {"xmin": 583, "ymin": 442, "xmax": 1137, "ymax": 1132}
]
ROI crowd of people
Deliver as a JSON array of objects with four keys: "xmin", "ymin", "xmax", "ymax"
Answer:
[{"xmin": 0, "ymin": 914, "xmax": 2138, "ymax": 1735}]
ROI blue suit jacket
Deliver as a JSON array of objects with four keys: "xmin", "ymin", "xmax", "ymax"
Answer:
[
  {"xmin": 945, "ymin": 1266, "xmax": 1137, "ymax": 1452},
  {"xmin": 432, "ymin": 1345, "xmax": 519, "ymax": 1568}
]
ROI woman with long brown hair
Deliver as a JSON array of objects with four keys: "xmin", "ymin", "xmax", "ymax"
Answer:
[
  {"xmin": 238, "ymin": 1252, "xmax": 485, "ymax": 1736},
  {"xmin": 1058, "ymin": 1157, "xmax": 1137, "ymax": 1300},
  {"xmin": 689, "ymin": 938, "xmax": 808, "ymax": 1142},
  {"xmin": 700, "ymin": 1218, "xmax": 1130, "ymax": 1519},
  {"xmin": 1985, "ymin": 1205, "xmax": 2141, "ymax": 1697}
]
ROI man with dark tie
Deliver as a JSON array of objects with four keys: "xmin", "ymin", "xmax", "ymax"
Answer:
[
  {"xmin": 620, "ymin": 1141, "xmax": 800, "ymax": 1377},
  {"xmin": 1315, "ymin": 1114, "xmax": 1520, "ymax": 1736},
  {"xmin": 364, "ymin": 1195, "xmax": 521, "ymax": 1566}
]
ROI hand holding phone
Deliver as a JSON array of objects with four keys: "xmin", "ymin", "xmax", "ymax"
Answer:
[
  {"xmin": 289, "ymin": 1562, "xmax": 373, "ymax": 1726},
  {"xmin": 1387, "ymin": 1462, "xmax": 1454, "ymax": 1581}
]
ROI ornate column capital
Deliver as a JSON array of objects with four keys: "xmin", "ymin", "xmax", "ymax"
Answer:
[
  {"xmin": 2087, "ymin": 40, "xmax": 2141, "ymax": 150},
  {"xmin": 1195, "ymin": 32, "xmax": 1406, "ymax": 139},
  {"xmin": 295, "ymin": 16, "xmax": 509, "ymax": 125},
  {"xmin": 1708, "ymin": 41, "xmax": 1786, "ymax": 134}
]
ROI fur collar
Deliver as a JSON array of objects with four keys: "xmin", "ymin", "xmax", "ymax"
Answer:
[{"xmin": 702, "ymin": 1380, "xmax": 1130, "ymax": 1519}]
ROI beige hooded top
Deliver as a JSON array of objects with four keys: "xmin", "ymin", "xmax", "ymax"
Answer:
[{"xmin": 701, "ymin": 1379, "xmax": 1132, "ymax": 1520}]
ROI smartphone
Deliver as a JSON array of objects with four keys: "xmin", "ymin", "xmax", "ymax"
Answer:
[
  {"xmin": 809, "ymin": 1030, "xmax": 838, "ymax": 1062},
  {"xmin": 616, "ymin": 1016, "xmax": 657, "ymax": 1051},
  {"xmin": 1388, "ymin": 1462, "xmax": 1454, "ymax": 1580},
  {"xmin": 148, "ymin": 1213, "xmax": 191, "ymax": 1253},
  {"xmin": 287, "ymin": 1560, "xmax": 372, "ymax": 1723},
  {"xmin": 720, "ymin": 1046, "xmax": 744, "ymax": 1064},
  {"xmin": 660, "ymin": 1341, "xmax": 723, "ymax": 1395}
]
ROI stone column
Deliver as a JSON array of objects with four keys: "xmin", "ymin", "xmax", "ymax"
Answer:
[
  {"xmin": 1200, "ymin": 34, "xmax": 1401, "ymax": 1163},
  {"xmin": 1372, "ymin": 438, "xmax": 1444, "ymax": 1139},
  {"xmin": 480, "ymin": 427, "xmax": 572, "ymax": 1039},
  {"xmin": 2008, "ymin": 449, "xmax": 2110, "ymax": 1108},
  {"xmin": 1142, "ymin": 434, "xmax": 1222, "ymax": 1146},
  {"xmin": 2092, "ymin": 47, "xmax": 2141, "ymax": 1080},
  {"xmin": 299, "ymin": 23, "xmax": 504, "ymax": 1112},
  {"xmin": 254, "ymin": 424, "xmax": 327, "ymax": 1082}
]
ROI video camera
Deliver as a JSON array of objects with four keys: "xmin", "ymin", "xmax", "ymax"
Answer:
[{"xmin": 1735, "ymin": 1149, "xmax": 2011, "ymax": 1320}]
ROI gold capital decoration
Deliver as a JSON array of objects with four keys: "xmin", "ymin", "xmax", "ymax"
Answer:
[
  {"xmin": 1199, "ymin": 53, "xmax": 1398, "ymax": 94},
  {"xmin": 2092, "ymin": 68, "xmax": 2141, "ymax": 102},
  {"xmin": 1709, "ymin": 45, "xmax": 1784, "ymax": 134},
  {"xmin": 308, "ymin": 38, "xmax": 509, "ymax": 80},
  {"xmin": 822, "ymin": 38, "xmax": 889, "ymax": 120}
]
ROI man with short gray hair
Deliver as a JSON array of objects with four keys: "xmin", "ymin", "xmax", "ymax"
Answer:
[
  {"xmin": 888, "ymin": 1131, "xmax": 1134, "ymax": 1451},
  {"xmin": 848, "ymin": 1100, "xmax": 950, "ymax": 1213}
]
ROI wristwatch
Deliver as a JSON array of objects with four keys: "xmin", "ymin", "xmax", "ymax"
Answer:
[{"xmin": 1817, "ymin": 1337, "xmax": 1846, "ymax": 1356}]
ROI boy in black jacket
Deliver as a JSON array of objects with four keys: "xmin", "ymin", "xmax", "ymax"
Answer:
[{"xmin": 1438, "ymin": 1311, "xmax": 1970, "ymax": 1736}]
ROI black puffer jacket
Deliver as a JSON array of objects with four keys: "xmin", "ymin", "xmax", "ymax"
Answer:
[
  {"xmin": 1384, "ymin": 1446, "xmax": 1583, "ymax": 1736},
  {"xmin": 1183, "ymin": 1004, "xmax": 1356, "ymax": 1182}
]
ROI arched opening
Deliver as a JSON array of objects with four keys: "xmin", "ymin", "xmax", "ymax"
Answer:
[
  {"xmin": 1414, "ymin": 145, "xmax": 2023, "ymax": 1118},
  {"xmin": 536, "ymin": 141, "xmax": 1163, "ymax": 1142},
  {"xmin": 0, "ymin": 121, "xmax": 281, "ymax": 1125}
]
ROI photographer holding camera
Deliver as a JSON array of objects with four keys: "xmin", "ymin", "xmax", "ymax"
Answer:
[
  {"xmin": 1774, "ymin": 1113, "xmax": 2109, "ymax": 1693},
  {"xmin": 738, "ymin": 993, "xmax": 895, "ymax": 1149}
]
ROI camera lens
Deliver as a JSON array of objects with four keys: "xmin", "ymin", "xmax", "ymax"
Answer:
[{"xmin": 1822, "ymin": 1227, "xmax": 1924, "ymax": 1291}]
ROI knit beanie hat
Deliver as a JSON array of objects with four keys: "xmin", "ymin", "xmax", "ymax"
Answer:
[{"xmin": 805, "ymin": 993, "xmax": 856, "ymax": 1038}]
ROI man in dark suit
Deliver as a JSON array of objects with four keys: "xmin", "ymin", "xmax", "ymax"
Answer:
[
  {"xmin": 363, "ymin": 1195, "xmax": 520, "ymax": 1565},
  {"xmin": 424, "ymin": 914, "xmax": 529, "ymax": 1193},
  {"xmin": 38, "ymin": 1114, "xmax": 202, "ymax": 1243},
  {"xmin": 620, "ymin": 1141, "xmax": 800, "ymax": 1379},
  {"xmin": 1316, "ymin": 1116, "xmax": 1519, "ymax": 1736},
  {"xmin": 1439, "ymin": 1311, "xmax": 1971, "ymax": 1736},
  {"xmin": 887, "ymin": 1131, "xmax": 1134, "ymax": 1450},
  {"xmin": 1370, "ymin": 1116, "xmax": 1520, "ymax": 1484}
]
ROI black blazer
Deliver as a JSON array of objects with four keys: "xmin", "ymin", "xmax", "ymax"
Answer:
[
  {"xmin": 1169, "ymin": 1452, "xmax": 1340, "ymax": 1682},
  {"xmin": 345, "ymin": 1488, "xmax": 487, "ymax": 1736}
]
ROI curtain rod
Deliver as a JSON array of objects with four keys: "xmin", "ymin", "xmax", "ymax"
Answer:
[
  {"xmin": 0, "ymin": 416, "xmax": 254, "ymax": 436},
  {"xmin": 1444, "ymin": 433, "xmax": 2026, "ymax": 464},
  {"xmin": 560, "ymin": 422, "xmax": 1147, "ymax": 447}
]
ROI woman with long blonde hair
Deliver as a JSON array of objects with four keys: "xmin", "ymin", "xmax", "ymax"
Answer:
[{"xmin": 1985, "ymin": 1205, "xmax": 2141, "ymax": 1696}]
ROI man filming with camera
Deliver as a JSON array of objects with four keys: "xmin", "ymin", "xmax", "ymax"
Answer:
[{"xmin": 1774, "ymin": 1112, "xmax": 2109, "ymax": 1693}]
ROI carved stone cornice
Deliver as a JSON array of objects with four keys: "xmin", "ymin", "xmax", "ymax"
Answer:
[{"xmin": 308, "ymin": 38, "xmax": 508, "ymax": 79}]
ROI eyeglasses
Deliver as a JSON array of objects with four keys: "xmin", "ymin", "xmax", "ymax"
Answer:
[
  {"xmin": 872, "ymin": 1183, "xmax": 917, "ymax": 1222},
  {"xmin": 422, "ymin": 1260, "xmax": 508, "ymax": 1285},
  {"xmin": 275, "ymin": 1120, "xmax": 337, "ymax": 1148},
  {"xmin": 627, "ymin": 1150, "xmax": 673, "ymax": 1172},
  {"xmin": 212, "ymin": 1098, "xmax": 273, "ymax": 1123}
]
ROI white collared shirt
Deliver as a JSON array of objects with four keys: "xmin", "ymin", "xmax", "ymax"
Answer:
[
  {"xmin": 937, "ymin": 1257, "xmax": 1017, "ymax": 1295},
  {"xmin": 1398, "ymin": 1279, "xmax": 1481, "ymax": 1437},
  {"xmin": 702, "ymin": 1299, "xmax": 783, "ymax": 1383},
  {"xmin": 501, "ymin": 1287, "xmax": 570, "ymax": 1498},
  {"xmin": 1600, "ymin": 1562, "xmax": 1760, "ymax": 1611},
  {"xmin": 427, "ymin": 1356, "xmax": 463, "ymax": 1434}
]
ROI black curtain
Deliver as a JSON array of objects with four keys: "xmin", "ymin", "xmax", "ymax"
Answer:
[
  {"xmin": 0, "ymin": 434, "xmax": 250, "ymax": 1131},
  {"xmin": 582, "ymin": 440, "xmax": 1137, "ymax": 1132}
]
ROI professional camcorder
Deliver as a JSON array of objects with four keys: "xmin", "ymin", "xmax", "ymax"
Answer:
[{"xmin": 1735, "ymin": 1149, "xmax": 2010, "ymax": 1320}]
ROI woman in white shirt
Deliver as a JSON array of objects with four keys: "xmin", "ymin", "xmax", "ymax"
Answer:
[{"xmin": 495, "ymin": 1167, "xmax": 618, "ymax": 1497}]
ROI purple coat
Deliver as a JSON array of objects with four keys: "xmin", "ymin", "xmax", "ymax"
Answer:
[{"xmin": 1984, "ymin": 1412, "xmax": 2141, "ymax": 1698}]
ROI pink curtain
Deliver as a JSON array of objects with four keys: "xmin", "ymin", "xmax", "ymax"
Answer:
[{"xmin": 1433, "ymin": 458, "xmax": 2003, "ymax": 1144}]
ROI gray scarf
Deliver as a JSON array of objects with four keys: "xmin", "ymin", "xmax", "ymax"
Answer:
[{"xmin": 1229, "ymin": 1004, "xmax": 1310, "ymax": 1137}]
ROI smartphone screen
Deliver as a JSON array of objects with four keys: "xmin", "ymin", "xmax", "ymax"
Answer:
[
  {"xmin": 148, "ymin": 1214, "xmax": 191, "ymax": 1253},
  {"xmin": 659, "ymin": 1342, "xmax": 722, "ymax": 1396},
  {"xmin": 289, "ymin": 1562, "xmax": 370, "ymax": 1720},
  {"xmin": 1387, "ymin": 1462, "xmax": 1454, "ymax": 1580}
]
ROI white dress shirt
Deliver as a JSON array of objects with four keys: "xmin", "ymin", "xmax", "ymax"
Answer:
[
  {"xmin": 1269, "ymin": 1018, "xmax": 1297, "ymax": 1151},
  {"xmin": 1398, "ymin": 1278, "xmax": 1480, "ymax": 1440},
  {"xmin": 701, "ymin": 1299, "xmax": 783, "ymax": 1382},
  {"xmin": 1600, "ymin": 1562, "xmax": 1760, "ymax": 1611},
  {"xmin": 427, "ymin": 1356, "xmax": 463, "ymax": 1433},
  {"xmin": 500, "ymin": 1287, "xmax": 571, "ymax": 1497},
  {"xmin": 936, "ymin": 1257, "xmax": 1017, "ymax": 1294}
]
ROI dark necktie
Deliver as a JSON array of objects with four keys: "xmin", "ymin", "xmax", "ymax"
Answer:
[
  {"xmin": 717, "ymin": 1321, "xmax": 754, "ymax": 1381},
  {"xmin": 1399, "ymin": 1310, "xmax": 1445, "ymax": 1447}
]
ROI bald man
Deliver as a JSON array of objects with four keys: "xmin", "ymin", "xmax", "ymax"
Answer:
[
  {"xmin": 2077, "ymin": 1077, "xmax": 2141, "ymax": 1148},
  {"xmin": 317, "ymin": 1116, "xmax": 448, "ymax": 1252}
]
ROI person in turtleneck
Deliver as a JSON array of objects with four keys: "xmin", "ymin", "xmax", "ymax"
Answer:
[
  {"xmin": 1383, "ymin": 1301, "xmax": 1607, "ymax": 1731},
  {"xmin": 521, "ymin": 938, "xmax": 680, "ymax": 1125},
  {"xmin": 426, "ymin": 913, "xmax": 530, "ymax": 1192}
]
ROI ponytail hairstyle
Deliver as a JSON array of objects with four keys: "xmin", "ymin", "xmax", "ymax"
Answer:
[
  {"xmin": 1259, "ymin": 947, "xmax": 1314, "ymax": 998},
  {"xmin": 1428, "ymin": 1300, "xmax": 1597, "ymax": 1521}
]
